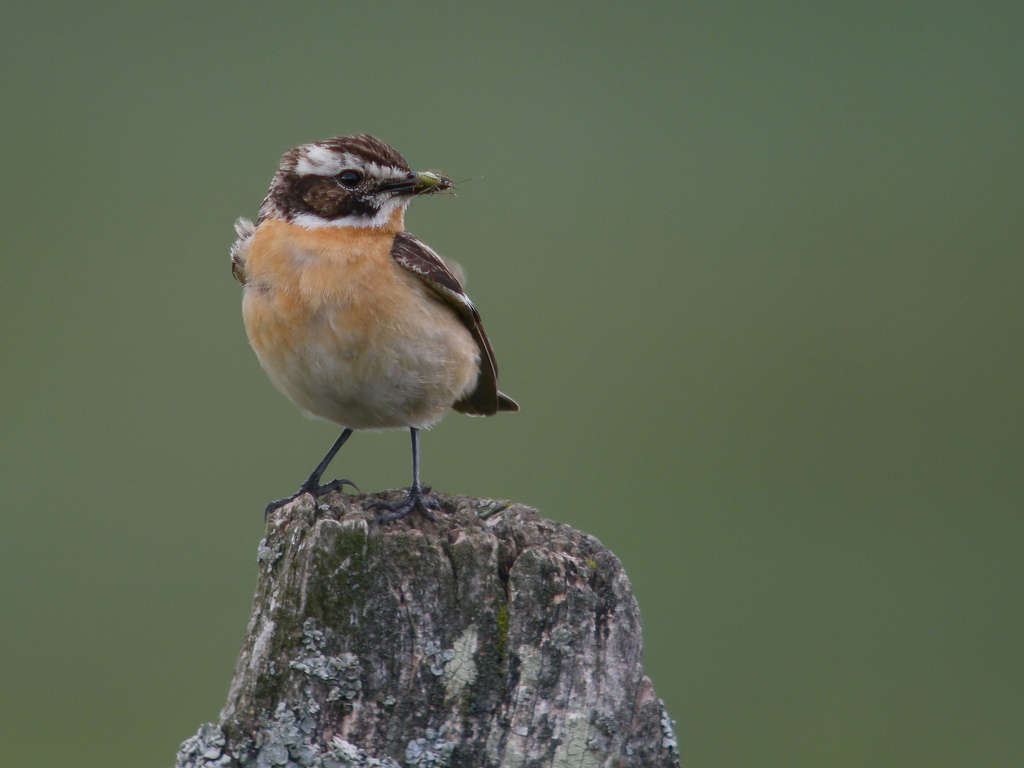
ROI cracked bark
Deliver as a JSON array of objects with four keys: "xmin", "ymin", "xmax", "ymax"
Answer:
[{"xmin": 175, "ymin": 493, "xmax": 680, "ymax": 768}]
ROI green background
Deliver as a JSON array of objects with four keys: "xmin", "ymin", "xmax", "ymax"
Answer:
[{"xmin": 2, "ymin": 1, "xmax": 1021, "ymax": 765}]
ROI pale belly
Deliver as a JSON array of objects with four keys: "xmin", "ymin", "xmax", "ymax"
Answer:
[{"xmin": 242, "ymin": 283, "xmax": 480, "ymax": 430}]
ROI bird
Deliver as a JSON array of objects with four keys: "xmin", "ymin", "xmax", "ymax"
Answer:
[{"xmin": 230, "ymin": 134, "xmax": 518, "ymax": 522}]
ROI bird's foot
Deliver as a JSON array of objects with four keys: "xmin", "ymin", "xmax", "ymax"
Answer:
[
  {"xmin": 371, "ymin": 485, "xmax": 440, "ymax": 524},
  {"xmin": 264, "ymin": 478, "xmax": 358, "ymax": 520}
]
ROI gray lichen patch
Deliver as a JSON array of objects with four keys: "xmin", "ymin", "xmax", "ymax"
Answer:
[
  {"xmin": 404, "ymin": 726, "xmax": 456, "ymax": 766},
  {"xmin": 327, "ymin": 736, "xmax": 401, "ymax": 768},
  {"xmin": 290, "ymin": 618, "xmax": 362, "ymax": 702},
  {"xmin": 257, "ymin": 537, "xmax": 283, "ymax": 568},
  {"xmin": 423, "ymin": 640, "xmax": 455, "ymax": 677},
  {"xmin": 442, "ymin": 625, "xmax": 478, "ymax": 701},
  {"xmin": 659, "ymin": 699, "xmax": 680, "ymax": 754},
  {"xmin": 177, "ymin": 704, "xmax": 402, "ymax": 768},
  {"xmin": 176, "ymin": 722, "xmax": 233, "ymax": 768},
  {"xmin": 552, "ymin": 713, "xmax": 601, "ymax": 768}
]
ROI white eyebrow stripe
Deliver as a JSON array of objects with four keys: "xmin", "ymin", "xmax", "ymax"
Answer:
[
  {"xmin": 294, "ymin": 144, "xmax": 410, "ymax": 180},
  {"xmin": 294, "ymin": 144, "xmax": 344, "ymax": 176},
  {"xmin": 363, "ymin": 161, "xmax": 409, "ymax": 180}
]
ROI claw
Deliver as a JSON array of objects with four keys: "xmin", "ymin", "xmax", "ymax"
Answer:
[
  {"xmin": 371, "ymin": 485, "xmax": 440, "ymax": 523},
  {"xmin": 317, "ymin": 478, "xmax": 360, "ymax": 495},
  {"xmin": 264, "ymin": 491, "xmax": 308, "ymax": 520},
  {"xmin": 264, "ymin": 478, "xmax": 358, "ymax": 520}
]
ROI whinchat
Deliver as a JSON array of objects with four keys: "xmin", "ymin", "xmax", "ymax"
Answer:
[{"xmin": 231, "ymin": 135, "xmax": 518, "ymax": 521}]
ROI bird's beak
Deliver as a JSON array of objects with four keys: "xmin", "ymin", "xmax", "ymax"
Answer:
[{"xmin": 379, "ymin": 171, "xmax": 453, "ymax": 196}]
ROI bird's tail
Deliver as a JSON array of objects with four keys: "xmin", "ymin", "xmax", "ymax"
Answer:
[{"xmin": 497, "ymin": 391, "xmax": 520, "ymax": 412}]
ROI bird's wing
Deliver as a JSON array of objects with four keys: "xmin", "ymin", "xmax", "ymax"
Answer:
[
  {"xmin": 390, "ymin": 232, "xmax": 518, "ymax": 415},
  {"xmin": 230, "ymin": 217, "xmax": 256, "ymax": 285}
]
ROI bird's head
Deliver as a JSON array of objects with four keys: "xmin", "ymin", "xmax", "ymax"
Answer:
[{"xmin": 258, "ymin": 134, "xmax": 452, "ymax": 231}]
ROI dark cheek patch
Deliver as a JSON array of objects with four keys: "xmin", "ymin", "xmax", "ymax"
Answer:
[
  {"xmin": 301, "ymin": 181, "xmax": 341, "ymax": 216},
  {"xmin": 336, "ymin": 194, "xmax": 378, "ymax": 219},
  {"xmin": 299, "ymin": 180, "xmax": 378, "ymax": 220}
]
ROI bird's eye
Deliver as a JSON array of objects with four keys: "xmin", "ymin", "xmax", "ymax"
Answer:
[{"xmin": 338, "ymin": 170, "xmax": 363, "ymax": 188}]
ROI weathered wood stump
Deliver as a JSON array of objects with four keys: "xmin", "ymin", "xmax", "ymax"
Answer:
[{"xmin": 175, "ymin": 492, "xmax": 680, "ymax": 767}]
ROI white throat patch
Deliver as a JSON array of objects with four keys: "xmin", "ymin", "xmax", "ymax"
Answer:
[{"xmin": 291, "ymin": 197, "xmax": 408, "ymax": 230}]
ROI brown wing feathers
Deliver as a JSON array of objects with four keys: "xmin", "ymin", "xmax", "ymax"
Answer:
[{"xmin": 390, "ymin": 232, "xmax": 518, "ymax": 416}]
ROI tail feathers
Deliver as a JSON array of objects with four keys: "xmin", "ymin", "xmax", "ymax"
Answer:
[
  {"xmin": 497, "ymin": 391, "xmax": 520, "ymax": 412},
  {"xmin": 452, "ymin": 389, "xmax": 520, "ymax": 416}
]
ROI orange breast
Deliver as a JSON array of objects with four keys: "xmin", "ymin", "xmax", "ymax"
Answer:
[
  {"xmin": 240, "ymin": 219, "xmax": 479, "ymax": 429},
  {"xmin": 243, "ymin": 219, "xmax": 391, "ymax": 346}
]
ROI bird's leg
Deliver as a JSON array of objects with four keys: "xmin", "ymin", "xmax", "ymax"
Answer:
[
  {"xmin": 373, "ymin": 427, "xmax": 441, "ymax": 523},
  {"xmin": 264, "ymin": 428, "xmax": 357, "ymax": 519}
]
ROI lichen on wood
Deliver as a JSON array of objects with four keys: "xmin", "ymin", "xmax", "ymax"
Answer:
[{"xmin": 175, "ymin": 492, "xmax": 680, "ymax": 767}]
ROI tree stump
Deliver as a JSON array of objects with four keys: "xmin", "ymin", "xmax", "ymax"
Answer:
[{"xmin": 175, "ymin": 492, "xmax": 680, "ymax": 767}]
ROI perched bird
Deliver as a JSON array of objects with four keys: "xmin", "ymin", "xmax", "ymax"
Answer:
[{"xmin": 231, "ymin": 135, "xmax": 518, "ymax": 521}]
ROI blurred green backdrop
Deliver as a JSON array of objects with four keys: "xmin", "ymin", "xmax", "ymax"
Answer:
[{"xmin": 2, "ymin": 1, "xmax": 1021, "ymax": 765}]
